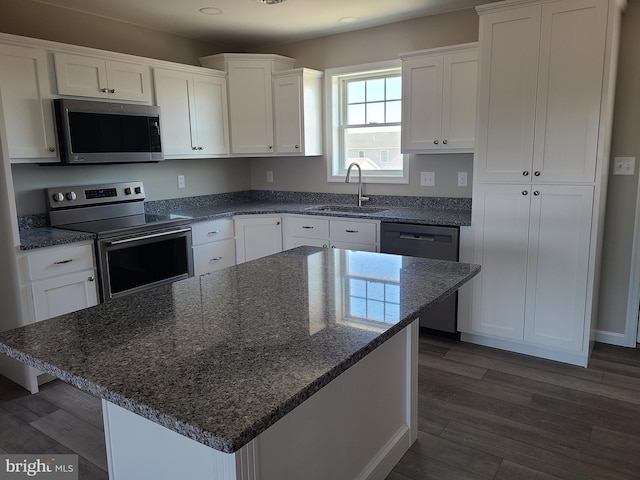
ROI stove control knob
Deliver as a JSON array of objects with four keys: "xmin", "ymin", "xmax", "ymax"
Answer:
[
  {"xmin": 52, "ymin": 192, "xmax": 65, "ymax": 202},
  {"xmin": 134, "ymin": 186, "xmax": 142, "ymax": 194},
  {"xmin": 124, "ymin": 187, "xmax": 132, "ymax": 195},
  {"xmin": 66, "ymin": 191, "xmax": 77, "ymax": 201}
]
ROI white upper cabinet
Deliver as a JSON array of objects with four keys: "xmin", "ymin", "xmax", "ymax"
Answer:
[
  {"xmin": 475, "ymin": 0, "xmax": 608, "ymax": 183},
  {"xmin": 201, "ymin": 54, "xmax": 296, "ymax": 155},
  {"xmin": 54, "ymin": 51, "xmax": 152, "ymax": 102},
  {"xmin": 401, "ymin": 43, "xmax": 478, "ymax": 153},
  {"xmin": 154, "ymin": 67, "xmax": 229, "ymax": 158},
  {"xmin": 0, "ymin": 44, "xmax": 58, "ymax": 163},
  {"xmin": 272, "ymin": 68, "xmax": 323, "ymax": 156}
]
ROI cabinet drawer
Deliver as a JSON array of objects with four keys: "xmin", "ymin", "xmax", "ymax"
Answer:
[
  {"xmin": 191, "ymin": 218, "xmax": 234, "ymax": 245},
  {"xmin": 25, "ymin": 243, "xmax": 95, "ymax": 281},
  {"xmin": 193, "ymin": 238, "xmax": 236, "ymax": 275},
  {"xmin": 330, "ymin": 220, "xmax": 378, "ymax": 245},
  {"xmin": 284, "ymin": 216, "xmax": 329, "ymax": 239}
]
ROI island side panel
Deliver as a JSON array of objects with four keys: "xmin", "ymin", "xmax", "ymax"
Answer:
[{"xmin": 100, "ymin": 320, "xmax": 418, "ymax": 480}]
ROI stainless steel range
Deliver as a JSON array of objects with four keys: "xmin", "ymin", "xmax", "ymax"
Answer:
[{"xmin": 46, "ymin": 181, "xmax": 194, "ymax": 302}]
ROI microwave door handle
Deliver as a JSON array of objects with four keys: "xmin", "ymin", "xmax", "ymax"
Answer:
[{"xmin": 108, "ymin": 228, "xmax": 191, "ymax": 246}]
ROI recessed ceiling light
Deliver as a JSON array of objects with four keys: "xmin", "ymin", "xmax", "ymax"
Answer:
[
  {"xmin": 339, "ymin": 17, "xmax": 360, "ymax": 24},
  {"xmin": 199, "ymin": 7, "xmax": 223, "ymax": 15},
  {"xmin": 253, "ymin": 0, "xmax": 287, "ymax": 4}
]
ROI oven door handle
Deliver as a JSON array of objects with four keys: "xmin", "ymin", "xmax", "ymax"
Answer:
[{"xmin": 107, "ymin": 227, "xmax": 191, "ymax": 246}]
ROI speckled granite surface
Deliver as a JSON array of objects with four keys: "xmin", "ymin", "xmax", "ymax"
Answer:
[
  {"xmin": 19, "ymin": 191, "xmax": 471, "ymax": 250},
  {"xmin": 0, "ymin": 247, "xmax": 479, "ymax": 453}
]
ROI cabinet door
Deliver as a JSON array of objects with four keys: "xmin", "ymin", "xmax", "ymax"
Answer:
[
  {"xmin": 471, "ymin": 184, "xmax": 531, "ymax": 339},
  {"xmin": 524, "ymin": 185, "xmax": 593, "ymax": 351},
  {"xmin": 532, "ymin": 0, "xmax": 607, "ymax": 183},
  {"xmin": 54, "ymin": 52, "xmax": 109, "ymax": 98},
  {"xmin": 441, "ymin": 50, "xmax": 477, "ymax": 150},
  {"xmin": 153, "ymin": 68, "xmax": 196, "ymax": 156},
  {"xmin": 0, "ymin": 44, "xmax": 57, "ymax": 162},
  {"xmin": 105, "ymin": 60, "xmax": 152, "ymax": 102},
  {"xmin": 475, "ymin": 5, "xmax": 541, "ymax": 182},
  {"xmin": 273, "ymin": 73, "xmax": 303, "ymax": 154},
  {"xmin": 227, "ymin": 61, "xmax": 274, "ymax": 154},
  {"xmin": 235, "ymin": 217, "xmax": 282, "ymax": 263},
  {"xmin": 31, "ymin": 270, "xmax": 98, "ymax": 322},
  {"xmin": 192, "ymin": 73, "xmax": 230, "ymax": 156},
  {"xmin": 401, "ymin": 55, "xmax": 443, "ymax": 152}
]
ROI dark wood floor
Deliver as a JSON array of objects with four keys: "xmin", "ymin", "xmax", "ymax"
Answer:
[{"xmin": 1, "ymin": 334, "xmax": 639, "ymax": 480}]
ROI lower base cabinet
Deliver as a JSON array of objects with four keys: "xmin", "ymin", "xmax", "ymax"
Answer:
[
  {"xmin": 9, "ymin": 241, "xmax": 99, "ymax": 392},
  {"xmin": 464, "ymin": 183, "xmax": 594, "ymax": 364},
  {"xmin": 234, "ymin": 216, "xmax": 283, "ymax": 264},
  {"xmin": 283, "ymin": 216, "xmax": 379, "ymax": 252},
  {"xmin": 191, "ymin": 218, "xmax": 235, "ymax": 275}
]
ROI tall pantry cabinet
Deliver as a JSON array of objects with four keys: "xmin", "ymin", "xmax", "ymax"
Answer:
[{"xmin": 460, "ymin": 0, "xmax": 625, "ymax": 366}]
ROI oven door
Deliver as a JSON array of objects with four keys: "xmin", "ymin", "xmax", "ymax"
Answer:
[{"xmin": 98, "ymin": 226, "xmax": 193, "ymax": 301}]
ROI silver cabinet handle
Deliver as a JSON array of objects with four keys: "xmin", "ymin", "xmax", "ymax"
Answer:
[
  {"xmin": 192, "ymin": 146, "xmax": 197, "ymax": 150},
  {"xmin": 48, "ymin": 147, "xmax": 55, "ymax": 152},
  {"xmin": 276, "ymin": 221, "xmax": 281, "ymax": 225},
  {"xmin": 110, "ymin": 89, "xmax": 116, "ymax": 94},
  {"xmin": 197, "ymin": 146, "xmax": 203, "ymax": 150},
  {"xmin": 522, "ymin": 190, "xmax": 528, "ymax": 196},
  {"xmin": 443, "ymin": 140, "xmax": 448, "ymax": 145},
  {"xmin": 434, "ymin": 140, "xmax": 439, "ymax": 145},
  {"xmin": 523, "ymin": 171, "xmax": 530, "ymax": 176},
  {"xmin": 295, "ymin": 145, "xmax": 300, "ymax": 149},
  {"xmin": 534, "ymin": 191, "xmax": 540, "ymax": 196},
  {"xmin": 323, "ymin": 244, "xmax": 328, "ymax": 248},
  {"xmin": 268, "ymin": 145, "xmax": 273, "ymax": 150},
  {"xmin": 88, "ymin": 276, "xmax": 95, "ymax": 282},
  {"xmin": 345, "ymin": 229, "xmax": 359, "ymax": 233},
  {"xmin": 108, "ymin": 227, "xmax": 191, "ymax": 246},
  {"xmin": 101, "ymin": 88, "xmax": 108, "ymax": 93},
  {"xmin": 207, "ymin": 231, "xmax": 220, "ymax": 236},
  {"xmin": 302, "ymin": 226, "xmax": 314, "ymax": 229},
  {"xmin": 53, "ymin": 259, "xmax": 73, "ymax": 265},
  {"xmin": 209, "ymin": 257, "xmax": 222, "ymax": 262},
  {"xmin": 534, "ymin": 171, "xmax": 541, "ymax": 176}
]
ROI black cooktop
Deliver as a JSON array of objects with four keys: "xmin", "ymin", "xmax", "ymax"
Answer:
[{"xmin": 59, "ymin": 213, "xmax": 192, "ymax": 237}]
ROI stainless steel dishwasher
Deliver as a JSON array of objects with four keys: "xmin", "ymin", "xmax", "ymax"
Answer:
[{"xmin": 380, "ymin": 223, "xmax": 460, "ymax": 333}]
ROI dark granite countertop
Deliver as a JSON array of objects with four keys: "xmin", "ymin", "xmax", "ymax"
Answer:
[
  {"xmin": 0, "ymin": 247, "xmax": 479, "ymax": 453},
  {"xmin": 19, "ymin": 198, "xmax": 471, "ymax": 250}
]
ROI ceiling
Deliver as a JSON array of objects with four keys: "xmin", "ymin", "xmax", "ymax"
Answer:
[{"xmin": 33, "ymin": 0, "xmax": 484, "ymax": 51}]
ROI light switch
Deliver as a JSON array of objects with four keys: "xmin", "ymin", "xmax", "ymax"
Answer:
[{"xmin": 613, "ymin": 157, "xmax": 635, "ymax": 176}]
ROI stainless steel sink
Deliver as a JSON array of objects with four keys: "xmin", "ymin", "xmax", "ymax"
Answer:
[{"xmin": 305, "ymin": 205, "xmax": 389, "ymax": 214}]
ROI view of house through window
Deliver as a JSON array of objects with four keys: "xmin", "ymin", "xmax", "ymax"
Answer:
[{"xmin": 327, "ymin": 62, "xmax": 407, "ymax": 183}]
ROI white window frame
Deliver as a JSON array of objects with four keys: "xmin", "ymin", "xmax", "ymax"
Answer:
[{"xmin": 325, "ymin": 60, "xmax": 408, "ymax": 184}]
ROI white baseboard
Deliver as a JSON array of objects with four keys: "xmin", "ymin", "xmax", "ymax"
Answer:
[{"xmin": 593, "ymin": 329, "xmax": 636, "ymax": 347}]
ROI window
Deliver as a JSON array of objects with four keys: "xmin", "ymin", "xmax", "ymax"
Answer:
[{"xmin": 326, "ymin": 61, "xmax": 408, "ymax": 183}]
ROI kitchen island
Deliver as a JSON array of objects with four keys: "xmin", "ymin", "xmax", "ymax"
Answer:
[{"xmin": 0, "ymin": 247, "xmax": 479, "ymax": 479}]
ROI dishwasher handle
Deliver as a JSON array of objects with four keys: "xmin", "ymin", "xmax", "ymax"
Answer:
[{"xmin": 399, "ymin": 233, "xmax": 436, "ymax": 241}]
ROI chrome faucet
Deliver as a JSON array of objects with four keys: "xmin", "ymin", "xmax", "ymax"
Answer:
[{"xmin": 345, "ymin": 162, "xmax": 369, "ymax": 207}]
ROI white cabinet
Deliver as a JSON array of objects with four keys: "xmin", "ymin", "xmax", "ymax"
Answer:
[
  {"xmin": 0, "ymin": 44, "xmax": 58, "ymax": 163},
  {"xmin": 54, "ymin": 51, "xmax": 152, "ymax": 102},
  {"xmin": 235, "ymin": 216, "xmax": 283, "ymax": 263},
  {"xmin": 20, "ymin": 241, "xmax": 98, "ymax": 322},
  {"xmin": 467, "ymin": 0, "xmax": 623, "ymax": 366},
  {"xmin": 272, "ymin": 68, "xmax": 323, "ymax": 156},
  {"xmin": 283, "ymin": 216, "xmax": 379, "ymax": 252},
  {"xmin": 191, "ymin": 218, "xmax": 235, "ymax": 275},
  {"xmin": 400, "ymin": 43, "xmax": 478, "ymax": 153},
  {"xmin": 471, "ymin": 184, "xmax": 593, "ymax": 351},
  {"xmin": 475, "ymin": 0, "xmax": 608, "ymax": 183},
  {"xmin": 154, "ymin": 67, "xmax": 229, "ymax": 158}
]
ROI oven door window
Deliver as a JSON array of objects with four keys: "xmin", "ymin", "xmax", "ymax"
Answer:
[{"xmin": 104, "ymin": 232, "xmax": 192, "ymax": 297}]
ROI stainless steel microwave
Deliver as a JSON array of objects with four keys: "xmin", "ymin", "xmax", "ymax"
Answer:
[{"xmin": 53, "ymin": 98, "xmax": 163, "ymax": 164}]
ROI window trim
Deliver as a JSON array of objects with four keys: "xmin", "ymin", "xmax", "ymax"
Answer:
[{"xmin": 325, "ymin": 60, "xmax": 409, "ymax": 184}]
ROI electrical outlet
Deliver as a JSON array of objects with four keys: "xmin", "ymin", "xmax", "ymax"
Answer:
[
  {"xmin": 458, "ymin": 171, "xmax": 468, "ymax": 187},
  {"xmin": 267, "ymin": 170, "xmax": 274, "ymax": 183},
  {"xmin": 613, "ymin": 157, "xmax": 635, "ymax": 175},
  {"xmin": 177, "ymin": 175, "xmax": 185, "ymax": 189},
  {"xmin": 420, "ymin": 171, "xmax": 435, "ymax": 187}
]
